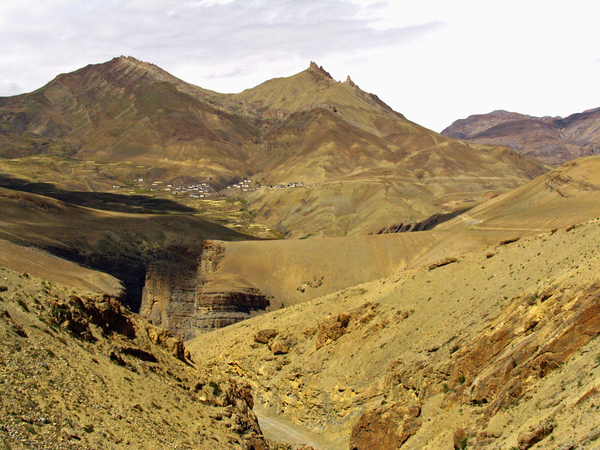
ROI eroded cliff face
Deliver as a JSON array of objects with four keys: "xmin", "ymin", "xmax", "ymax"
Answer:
[{"xmin": 140, "ymin": 241, "xmax": 269, "ymax": 340}]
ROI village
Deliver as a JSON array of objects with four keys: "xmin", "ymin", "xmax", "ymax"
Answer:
[
  {"xmin": 112, "ymin": 177, "xmax": 305, "ymax": 199},
  {"xmin": 113, "ymin": 178, "xmax": 217, "ymax": 198},
  {"xmin": 113, "ymin": 177, "xmax": 305, "ymax": 199},
  {"xmin": 225, "ymin": 179, "xmax": 305, "ymax": 193}
]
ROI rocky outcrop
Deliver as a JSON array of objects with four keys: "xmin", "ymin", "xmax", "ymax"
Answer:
[
  {"xmin": 442, "ymin": 283, "xmax": 600, "ymax": 421},
  {"xmin": 309, "ymin": 61, "xmax": 334, "ymax": 80},
  {"xmin": 374, "ymin": 280, "xmax": 600, "ymax": 444},
  {"xmin": 374, "ymin": 208, "xmax": 471, "ymax": 234},
  {"xmin": 146, "ymin": 325, "xmax": 189, "ymax": 361},
  {"xmin": 349, "ymin": 401, "xmax": 421, "ymax": 450},
  {"xmin": 139, "ymin": 255, "xmax": 199, "ymax": 338},
  {"xmin": 315, "ymin": 313, "xmax": 350, "ymax": 350},
  {"xmin": 254, "ymin": 328, "xmax": 278, "ymax": 344},
  {"xmin": 428, "ymin": 257, "xmax": 458, "ymax": 270},
  {"xmin": 50, "ymin": 293, "xmax": 135, "ymax": 340},
  {"xmin": 268, "ymin": 339, "xmax": 291, "ymax": 355},
  {"xmin": 352, "ymin": 280, "xmax": 600, "ymax": 448},
  {"xmin": 517, "ymin": 422, "xmax": 554, "ymax": 450},
  {"xmin": 140, "ymin": 240, "xmax": 270, "ymax": 339},
  {"xmin": 193, "ymin": 286, "xmax": 270, "ymax": 332}
]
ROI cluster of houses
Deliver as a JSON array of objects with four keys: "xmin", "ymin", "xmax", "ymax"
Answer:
[
  {"xmin": 133, "ymin": 178, "xmax": 215, "ymax": 198},
  {"xmin": 114, "ymin": 177, "xmax": 306, "ymax": 198},
  {"xmin": 226, "ymin": 179, "xmax": 259, "ymax": 193},
  {"xmin": 225, "ymin": 179, "xmax": 305, "ymax": 192},
  {"xmin": 271, "ymin": 181, "xmax": 304, "ymax": 189}
]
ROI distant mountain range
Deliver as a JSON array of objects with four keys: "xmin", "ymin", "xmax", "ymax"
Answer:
[
  {"xmin": 442, "ymin": 108, "xmax": 600, "ymax": 165},
  {"xmin": 0, "ymin": 56, "xmax": 547, "ymax": 238}
]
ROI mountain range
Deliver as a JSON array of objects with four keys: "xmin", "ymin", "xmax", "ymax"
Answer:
[
  {"xmin": 1, "ymin": 56, "xmax": 600, "ymax": 449},
  {"xmin": 0, "ymin": 56, "xmax": 547, "ymax": 239},
  {"xmin": 442, "ymin": 108, "xmax": 600, "ymax": 165}
]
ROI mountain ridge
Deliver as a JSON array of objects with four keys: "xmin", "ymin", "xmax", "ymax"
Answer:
[
  {"xmin": 0, "ymin": 56, "xmax": 548, "ymax": 238},
  {"xmin": 442, "ymin": 107, "xmax": 600, "ymax": 165}
]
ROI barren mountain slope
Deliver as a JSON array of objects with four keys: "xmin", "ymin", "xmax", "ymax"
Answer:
[
  {"xmin": 442, "ymin": 108, "xmax": 600, "ymax": 165},
  {"xmin": 438, "ymin": 155, "xmax": 600, "ymax": 233},
  {"xmin": 183, "ymin": 231, "xmax": 491, "ymax": 313},
  {"xmin": 0, "ymin": 264, "xmax": 275, "ymax": 450},
  {"xmin": 189, "ymin": 217, "xmax": 600, "ymax": 450},
  {"xmin": 0, "ymin": 57, "xmax": 548, "ymax": 238},
  {"xmin": 0, "ymin": 56, "xmax": 258, "ymax": 181},
  {"xmin": 168, "ymin": 156, "xmax": 600, "ymax": 328},
  {"xmin": 0, "ymin": 186, "xmax": 256, "ymax": 313},
  {"xmin": 232, "ymin": 65, "xmax": 548, "ymax": 237},
  {"xmin": 140, "ymin": 157, "xmax": 600, "ymax": 339},
  {"xmin": 0, "ymin": 239, "xmax": 123, "ymax": 297}
]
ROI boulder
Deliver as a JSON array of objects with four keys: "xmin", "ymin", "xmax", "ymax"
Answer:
[
  {"xmin": 254, "ymin": 328, "xmax": 278, "ymax": 344},
  {"xmin": 428, "ymin": 257, "xmax": 457, "ymax": 270},
  {"xmin": 453, "ymin": 428, "xmax": 469, "ymax": 449},
  {"xmin": 147, "ymin": 326, "xmax": 187, "ymax": 361},
  {"xmin": 517, "ymin": 422, "xmax": 554, "ymax": 449},
  {"xmin": 269, "ymin": 339, "xmax": 291, "ymax": 355}
]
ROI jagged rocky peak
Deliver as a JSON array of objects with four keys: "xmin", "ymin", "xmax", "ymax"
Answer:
[
  {"xmin": 107, "ymin": 55, "xmax": 176, "ymax": 82},
  {"xmin": 51, "ymin": 55, "xmax": 179, "ymax": 90},
  {"xmin": 112, "ymin": 55, "xmax": 158, "ymax": 70},
  {"xmin": 309, "ymin": 61, "xmax": 334, "ymax": 79},
  {"xmin": 345, "ymin": 75, "xmax": 357, "ymax": 88}
]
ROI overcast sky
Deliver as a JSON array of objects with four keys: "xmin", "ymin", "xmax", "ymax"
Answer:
[{"xmin": 1, "ymin": 0, "xmax": 598, "ymax": 132}]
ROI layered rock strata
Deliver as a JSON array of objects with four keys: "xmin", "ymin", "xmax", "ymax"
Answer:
[{"xmin": 140, "ymin": 241, "xmax": 269, "ymax": 339}]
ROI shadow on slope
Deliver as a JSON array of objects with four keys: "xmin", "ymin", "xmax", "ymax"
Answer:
[
  {"xmin": 0, "ymin": 173, "xmax": 197, "ymax": 214},
  {"xmin": 0, "ymin": 186, "xmax": 257, "ymax": 312}
]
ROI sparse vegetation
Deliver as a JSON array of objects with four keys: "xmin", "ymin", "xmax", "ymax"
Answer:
[
  {"xmin": 209, "ymin": 380, "xmax": 222, "ymax": 396},
  {"xmin": 16, "ymin": 297, "xmax": 29, "ymax": 312}
]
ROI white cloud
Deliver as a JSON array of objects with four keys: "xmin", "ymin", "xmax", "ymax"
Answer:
[{"xmin": 0, "ymin": 0, "xmax": 598, "ymax": 131}]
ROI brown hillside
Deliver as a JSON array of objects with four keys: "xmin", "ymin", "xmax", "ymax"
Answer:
[
  {"xmin": 0, "ymin": 239, "xmax": 122, "ymax": 296},
  {"xmin": 0, "ymin": 57, "xmax": 547, "ymax": 238},
  {"xmin": 156, "ymin": 157, "xmax": 600, "ymax": 336},
  {"xmin": 438, "ymin": 155, "xmax": 600, "ymax": 233},
  {"xmin": 0, "ymin": 186, "xmax": 256, "ymax": 312},
  {"xmin": 189, "ymin": 217, "xmax": 600, "ymax": 450},
  {"xmin": 0, "ymin": 263, "xmax": 276, "ymax": 449}
]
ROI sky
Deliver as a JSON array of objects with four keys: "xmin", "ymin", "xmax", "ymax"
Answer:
[{"xmin": 0, "ymin": 0, "xmax": 598, "ymax": 132}]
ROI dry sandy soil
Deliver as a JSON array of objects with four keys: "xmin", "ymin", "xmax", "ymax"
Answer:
[
  {"xmin": 189, "ymin": 217, "xmax": 600, "ymax": 449},
  {"xmin": 0, "ymin": 257, "xmax": 278, "ymax": 449}
]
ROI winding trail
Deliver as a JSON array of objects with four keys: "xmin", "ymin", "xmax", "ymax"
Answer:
[{"xmin": 255, "ymin": 407, "xmax": 344, "ymax": 450}]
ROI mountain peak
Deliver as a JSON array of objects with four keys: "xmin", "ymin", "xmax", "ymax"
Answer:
[
  {"xmin": 110, "ymin": 56, "xmax": 167, "ymax": 76},
  {"xmin": 88, "ymin": 55, "xmax": 186, "ymax": 87},
  {"xmin": 308, "ymin": 61, "xmax": 333, "ymax": 80}
]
